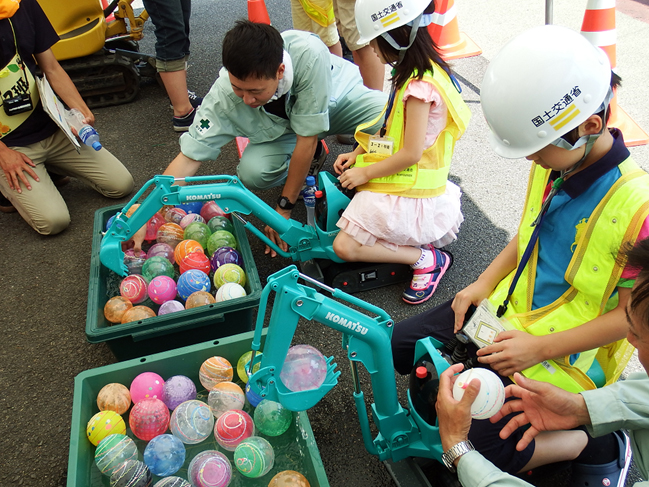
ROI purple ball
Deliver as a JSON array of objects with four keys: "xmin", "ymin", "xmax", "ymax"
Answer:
[
  {"xmin": 162, "ymin": 375, "xmax": 197, "ymax": 410},
  {"xmin": 210, "ymin": 247, "xmax": 243, "ymax": 272},
  {"xmin": 158, "ymin": 300, "xmax": 185, "ymax": 316},
  {"xmin": 148, "ymin": 242, "xmax": 176, "ymax": 265}
]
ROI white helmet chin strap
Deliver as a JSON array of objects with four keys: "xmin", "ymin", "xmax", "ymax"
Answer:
[{"xmin": 380, "ymin": 11, "xmax": 424, "ymax": 64}]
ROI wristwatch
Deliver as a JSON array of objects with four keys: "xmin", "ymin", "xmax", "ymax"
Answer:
[
  {"xmin": 441, "ymin": 440, "xmax": 475, "ymax": 472},
  {"xmin": 277, "ymin": 195, "xmax": 296, "ymax": 210}
]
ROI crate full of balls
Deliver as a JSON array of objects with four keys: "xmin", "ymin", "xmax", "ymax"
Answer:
[
  {"xmin": 87, "ymin": 202, "xmax": 262, "ymax": 360},
  {"xmin": 72, "ymin": 332, "xmax": 329, "ymax": 487}
]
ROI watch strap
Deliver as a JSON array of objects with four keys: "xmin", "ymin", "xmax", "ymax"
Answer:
[
  {"xmin": 441, "ymin": 440, "xmax": 475, "ymax": 472},
  {"xmin": 277, "ymin": 195, "xmax": 296, "ymax": 210}
]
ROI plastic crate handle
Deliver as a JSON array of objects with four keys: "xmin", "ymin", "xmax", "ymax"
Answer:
[{"xmin": 131, "ymin": 313, "xmax": 225, "ymax": 341}]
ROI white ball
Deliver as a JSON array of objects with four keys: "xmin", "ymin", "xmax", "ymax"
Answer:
[
  {"xmin": 215, "ymin": 282, "xmax": 247, "ymax": 302},
  {"xmin": 452, "ymin": 368, "xmax": 505, "ymax": 419}
]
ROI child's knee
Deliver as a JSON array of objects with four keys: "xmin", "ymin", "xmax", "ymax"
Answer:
[{"xmin": 333, "ymin": 234, "xmax": 356, "ymax": 261}]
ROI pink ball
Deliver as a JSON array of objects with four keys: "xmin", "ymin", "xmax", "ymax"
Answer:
[
  {"xmin": 148, "ymin": 275, "xmax": 178, "ymax": 304},
  {"xmin": 159, "ymin": 300, "xmax": 185, "ymax": 315},
  {"xmin": 200, "ymin": 201, "xmax": 228, "ymax": 222},
  {"xmin": 214, "ymin": 410, "xmax": 254, "ymax": 451},
  {"xmin": 147, "ymin": 242, "xmax": 176, "ymax": 265},
  {"xmin": 145, "ymin": 213, "xmax": 167, "ymax": 241},
  {"xmin": 179, "ymin": 213, "xmax": 206, "ymax": 229},
  {"xmin": 129, "ymin": 398, "xmax": 170, "ymax": 441},
  {"xmin": 119, "ymin": 275, "xmax": 148, "ymax": 304},
  {"xmin": 130, "ymin": 372, "xmax": 165, "ymax": 403},
  {"xmin": 165, "ymin": 207, "xmax": 187, "ymax": 224}
]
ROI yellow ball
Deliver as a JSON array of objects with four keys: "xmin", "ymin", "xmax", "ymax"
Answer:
[
  {"xmin": 199, "ymin": 356, "xmax": 233, "ymax": 390},
  {"xmin": 213, "ymin": 263, "xmax": 246, "ymax": 289},
  {"xmin": 86, "ymin": 410, "xmax": 126, "ymax": 446}
]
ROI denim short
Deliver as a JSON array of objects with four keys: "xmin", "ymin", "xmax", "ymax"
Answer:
[{"xmin": 142, "ymin": 0, "xmax": 191, "ymax": 70}]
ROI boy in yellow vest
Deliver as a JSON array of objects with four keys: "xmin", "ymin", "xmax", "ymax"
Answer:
[{"xmin": 392, "ymin": 25, "xmax": 649, "ymax": 483}]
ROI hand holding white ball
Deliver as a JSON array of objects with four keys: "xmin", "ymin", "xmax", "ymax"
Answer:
[{"xmin": 452, "ymin": 368, "xmax": 505, "ymax": 419}]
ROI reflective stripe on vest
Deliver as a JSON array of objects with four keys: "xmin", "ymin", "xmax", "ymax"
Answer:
[
  {"xmin": 296, "ymin": 0, "xmax": 335, "ymax": 27},
  {"xmin": 353, "ymin": 64, "xmax": 470, "ymax": 198},
  {"xmin": 489, "ymin": 157, "xmax": 649, "ymax": 393}
]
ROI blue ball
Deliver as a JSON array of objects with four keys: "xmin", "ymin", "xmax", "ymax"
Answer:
[
  {"xmin": 106, "ymin": 214, "xmax": 116, "ymax": 232},
  {"xmin": 245, "ymin": 382, "xmax": 263, "ymax": 407},
  {"xmin": 176, "ymin": 269, "xmax": 211, "ymax": 301},
  {"xmin": 176, "ymin": 201, "xmax": 204, "ymax": 215},
  {"xmin": 143, "ymin": 434, "xmax": 186, "ymax": 477}
]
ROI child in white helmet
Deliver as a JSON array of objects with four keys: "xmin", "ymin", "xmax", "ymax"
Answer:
[
  {"xmin": 332, "ymin": 0, "xmax": 470, "ymax": 305},
  {"xmin": 393, "ymin": 24, "xmax": 649, "ymax": 484}
]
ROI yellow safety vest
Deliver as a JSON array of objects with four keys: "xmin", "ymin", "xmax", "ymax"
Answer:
[
  {"xmin": 296, "ymin": 0, "xmax": 335, "ymax": 27},
  {"xmin": 489, "ymin": 157, "xmax": 649, "ymax": 393},
  {"xmin": 352, "ymin": 64, "xmax": 470, "ymax": 198}
]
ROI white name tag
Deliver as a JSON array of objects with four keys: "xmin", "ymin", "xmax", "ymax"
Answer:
[{"xmin": 368, "ymin": 135, "xmax": 394, "ymax": 155}]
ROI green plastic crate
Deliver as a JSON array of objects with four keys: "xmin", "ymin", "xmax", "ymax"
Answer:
[
  {"xmin": 68, "ymin": 331, "xmax": 330, "ymax": 487},
  {"xmin": 86, "ymin": 204, "xmax": 262, "ymax": 360}
]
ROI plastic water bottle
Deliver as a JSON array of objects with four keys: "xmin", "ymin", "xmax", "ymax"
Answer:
[
  {"xmin": 304, "ymin": 175, "xmax": 317, "ymax": 228},
  {"xmin": 314, "ymin": 190, "xmax": 326, "ymax": 230},
  {"xmin": 65, "ymin": 108, "xmax": 102, "ymax": 151},
  {"xmin": 408, "ymin": 355, "xmax": 440, "ymax": 426}
]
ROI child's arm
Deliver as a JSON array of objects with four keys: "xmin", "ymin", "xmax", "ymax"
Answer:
[
  {"xmin": 477, "ymin": 287, "xmax": 631, "ymax": 377},
  {"xmin": 338, "ymin": 96, "xmax": 430, "ymax": 189},
  {"xmin": 333, "ymin": 144, "xmax": 366, "ymax": 175},
  {"xmin": 452, "ymin": 237, "xmax": 519, "ymax": 332}
]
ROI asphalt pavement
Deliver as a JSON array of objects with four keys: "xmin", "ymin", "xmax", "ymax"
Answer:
[{"xmin": 1, "ymin": 1, "xmax": 648, "ymax": 486}]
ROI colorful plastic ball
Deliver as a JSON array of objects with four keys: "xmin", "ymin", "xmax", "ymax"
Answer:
[
  {"xmin": 159, "ymin": 205, "xmax": 175, "ymax": 219},
  {"xmin": 176, "ymin": 201, "xmax": 204, "ymax": 215},
  {"xmin": 201, "ymin": 200, "xmax": 228, "ymax": 222},
  {"xmin": 148, "ymin": 242, "xmax": 176, "ymax": 264},
  {"xmin": 452, "ymin": 368, "xmax": 506, "ymax": 420},
  {"xmin": 245, "ymin": 382, "xmax": 263, "ymax": 407},
  {"xmin": 170, "ymin": 399, "xmax": 214, "ymax": 444},
  {"xmin": 180, "ymin": 251, "xmax": 212, "ymax": 275},
  {"xmin": 180, "ymin": 213, "xmax": 207, "ymax": 230},
  {"xmin": 185, "ymin": 291, "xmax": 216, "ymax": 309},
  {"xmin": 164, "ymin": 207, "xmax": 187, "ymax": 225},
  {"xmin": 124, "ymin": 249, "xmax": 148, "ymax": 275},
  {"xmin": 207, "ymin": 382, "xmax": 245, "ymax": 418},
  {"xmin": 210, "ymin": 246, "xmax": 242, "ymax": 272},
  {"xmin": 177, "ymin": 269, "xmax": 211, "ymax": 301},
  {"xmin": 280, "ymin": 345, "xmax": 327, "ymax": 392},
  {"xmin": 213, "ymin": 264, "xmax": 246, "ymax": 289},
  {"xmin": 269, "ymin": 471, "xmax": 311, "ymax": 487},
  {"xmin": 162, "ymin": 375, "xmax": 197, "ymax": 410},
  {"xmin": 207, "ymin": 230, "xmax": 238, "ymax": 256},
  {"xmin": 234, "ymin": 436, "xmax": 274, "ymax": 478},
  {"xmin": 120, "ymin": 275, "xmax": 148, "ymax": 304},
  {"xmin": 145, "ymin": 212, "xmax": 167, "ymax": 241},
  {"xmin": 236, "ymin": 351, "xmax": 261, "ymax": 383},
  {"xmin": 154, "ymin": 477, "xmax": 191, "ymax": 487},
  {"xmin": 207, "ymin": 217, "xmax": 234, "ymax": 237},
  {"xmin": 125, "ymin": 203, "xmax": 140, "ymax": 218},
  {"xmin": 148, "ymin": 275, "xmax": 177, "ymax": 305},
  {"xmin": 106, "ymin": 214, "xmax": 116, "ymax": 231},
  {"xmin": 254, "ymin": 399, "xmax": 292, "ymax": 436},
  {"xmin": 121, "ymin": 305, "xmax": 156, "ymax": 324},
  {"xmin": 110, "ymin": 459, "xmax": 152, "ymax": 487},
  {"xmin": 129, "ymin": 398, "xmax": 170, "ymax": 441},
  {"xmin": 159, "ymin": 300, "xmax": 185, "ymax": 315},
  {"xmin": 142, "ymin": 256, "xmax": 176, "ymax": 283},
  {"xmin": 87, "ymin": 410, "xmax": 126, "ymax": 446},
  {"xmin": 157, "ymin": 223, "xmax": 184, "ymax": 248},
  {"xmin": 104, "ymin": 296, "xmax": 133, "ymax": 324},
  {"xmin": 95, "ymin": 433, "xmax": 138, "ymax": 477},
  {"xmin": 215, "ymin": 282, "xmax": 246, "ymax": 302},
  {"xmin": 97, "ymin": 383, "xmax": 131, "ymax": 415},
  {"xmin": 174, "ymin": 239, "xmax": 204, "ymax": 264},
  {"xmin": 215, "ymin": 410, "xmax": 255, "ymax": 451},
  {"xmin": 143, "ymin": 434, "xmax": 186, "ymax": 476},
  {"xmin": 188, "ymin": 450, "xmax": 232, "ymax": 487},
  {"xmin": 130, "ymin": 372, "xmax": 165, "ymax": 403},
  {"xmin": 184, "ymin": 221, "xmax": 211, "ymax": 249},
  {"xmin": 199, "ymin": 356, "xmax": 233, "ymax": 390}
]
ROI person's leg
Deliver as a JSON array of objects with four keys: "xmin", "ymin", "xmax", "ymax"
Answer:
[
  {"xmin": 520, "ymin": 431, "xmax": 588, "ymax": 472},
  {"xmin": 237, "ymin": 133, "xmax": 297, "ymax": 190},
  {"xmin": 43, "ymin": 131, "xmax": 134, "ymax": 199},
  {"xmin": 333, "ymin": 230, "xmax": 421, "ymax": 264},
  {"xmin": 159, "ymin": 69, "xmax": 192, "ymax": 117},
  {"xmin": 290, "ymin": 0, "xmax": 341, "ymax": 55}
]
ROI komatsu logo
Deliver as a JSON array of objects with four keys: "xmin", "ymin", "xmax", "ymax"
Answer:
[
  {"xmin": 325, "ymin": 312, "xmax": 368, "ymax": 335},
  {"xmin": 185, "ymin": 193, "xmax": 221, "ymax": 201}
]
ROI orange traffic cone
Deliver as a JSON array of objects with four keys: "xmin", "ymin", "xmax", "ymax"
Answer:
[
  {"xmin": 581, "ymin": 0, "xmax": 648, "ymax": 146},
  {"xmin": 427, "ymin": 0, "xmax": 481, "ymax": 60},
  {"xmin": 248, "ymin": 0, "xmax": 271, "ymax": 25},
  {"xmin": 100, "ymin": 0, "xmax": 115, "ymax": 22}
]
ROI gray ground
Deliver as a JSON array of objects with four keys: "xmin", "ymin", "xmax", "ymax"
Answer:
[{"xmin": 1, "ymin": 1, "xmax": 649, "ymax": 486}]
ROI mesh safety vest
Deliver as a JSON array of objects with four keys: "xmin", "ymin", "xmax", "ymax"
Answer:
[
  {"xmin": 489, "ymin": 157, "xmax": 649, "ymax": 393},
  {"xmin": 352, "ymin": 64, "xmax": 470, "ymax": 198},
  {"xmin": 295, "ymin": 0, "xmax": 334, "ymax": 27}
]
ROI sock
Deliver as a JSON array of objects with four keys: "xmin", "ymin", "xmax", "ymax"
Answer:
[
  {"xmin": 174, "ymin": 107, "xmax": 195, "ymax": 120},
  {"xmin": 575, "ymin": 432, "xmax": 618, "ymax": 465},
  {"xmin": 412, "ymin": 249, "xmax": 436, "ymax": 270}
]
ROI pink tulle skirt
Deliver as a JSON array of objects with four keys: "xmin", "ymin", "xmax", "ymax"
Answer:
[{"xmin": 336, "ymin": 181, "xmax": 463, "ymax": 251}]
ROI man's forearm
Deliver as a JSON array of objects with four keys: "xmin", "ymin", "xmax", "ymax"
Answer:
[
  {"xmin": 163, "ymin": 152, "xmax": 203, "ymax": 185},
  {"xmin": 281, "ymin": 135, "xmax": 318, "ymax": 202}
]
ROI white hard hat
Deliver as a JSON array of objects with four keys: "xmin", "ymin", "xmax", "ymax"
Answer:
[
  {"xmin": 480, "ymin": 25, "xmax": 612, "ymax": 159},
  {"xmin": 355, "ymin": 0, "xmax": 431, "ymax": 45}
]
